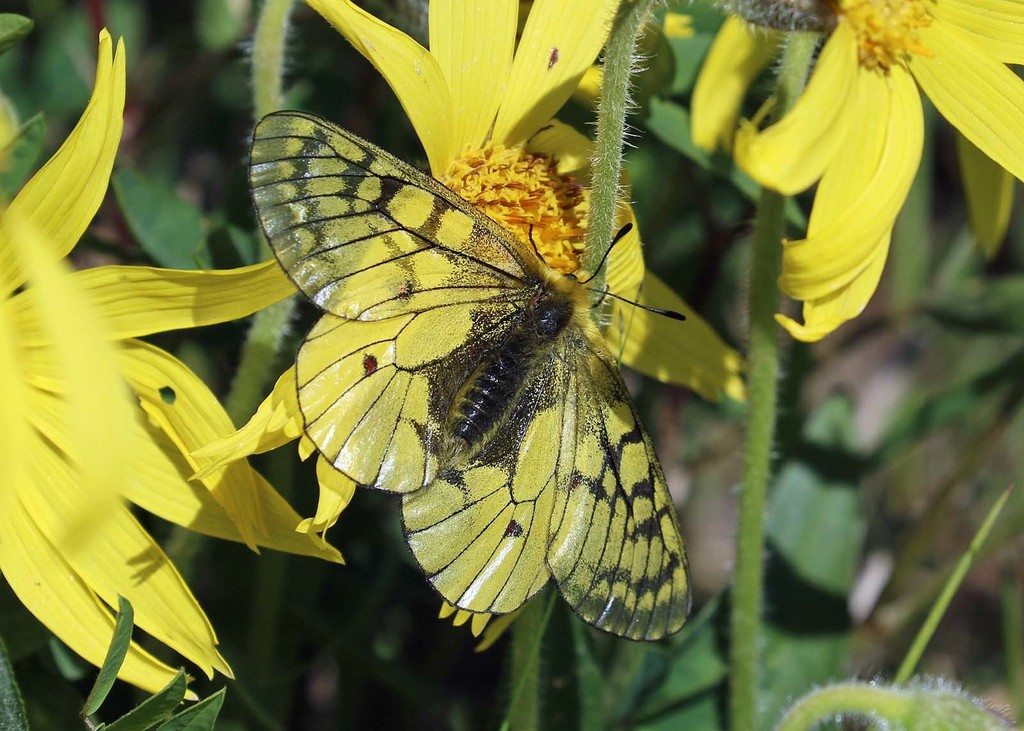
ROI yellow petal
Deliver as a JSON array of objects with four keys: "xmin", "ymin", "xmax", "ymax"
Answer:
[
  {"xmin": 296, "ymin": 456, "xmax": 357, "ymax": 540},
  {"xmin": 65, "ymin": 260, "xmax": 294, "ymax": 340},
  {"xmin": 572, "ymin": 64, "xmax": 603, "ymax": 108},
  {"xmin": 474, "ymin": 610, "xmax": 519, "ymax": 651},
  {"xmin": 777, "ymin": 232, "xmax": 890, "ymax": 342},
  {"xmin": 604, "ymin": 207, "xmax": 644, "ymax": 297},
  {"xmin": 956, "ymin": 133, "xmax": 1014, "ymax": 258},
  {"xmin": 780, "ymin": 66, "xmax": 922, "ymax": 301},
  {"xmin": 439, "ymin": 602, "xmax": 458, "ymax": 619},
  {"xmin": 492, "ymin": 0, "xmax": 618, "ymax": 146},
  {"xmin": 429, "ymin": 0, "xmax": 517, "ymax": 152},
  {"xmin": 692, "ymin": 16, "xmax": 780, "ymax": 152},
  {"xmin": 0, "ymin": 30, "xmax": 125, "ymax": 297},
  {"xmin": 193, "ymin": 365, "xmax": 304, "ymax": 473},
  {"xmin": 305, "ymin": 0, "xmax": 455, "ymax": 173},
  {"xmin": 663, "ymin": 12, "xmax": 695, "ymax": 40},
  {"xmin": 912, "ymin": 20, "xmax": 1024, "ymax": 184},
  {"xmin": 734, "ymin": 26, "xmax": 857, "ymax": 195},
  {"xmin": 933, "ymin": 0, "xmax": 1024, "ymax": 64},
  {"xmin": 470, "ymin": 612, "xmax": 490, "ymax": 637},
  {"xmin": 606, "ymin": 272, "xmax": 746, "ymax": 402},
  {"xmin": 0, "ymin": 491, "xmax": 190, "ymax": 696},
  {"xmin": 118, "ymin": 339, "xmax": 267, "ymax": 550},
  {"xmin": 122, "ymin": 405, "xmax": 341, "ymax": 562},
  {"xmin": 4, "ymin": 211, "xmax": 135, "ymax": 554},
  {"xmin": 15, "ymin": 437, "xmax": 229, "ymax": 680}
]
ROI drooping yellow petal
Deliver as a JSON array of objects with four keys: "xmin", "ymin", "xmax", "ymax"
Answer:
[
  {"xmin": 65, "ymin": 261, "xmax": 294, "ymax": 340},
  {"xmin": 193, "ymin": 365, "xmax": 304, "ymax": 474},
  {"xmin": 0, "ymin": 493, "xmax": 190, "ymax": 697},
  {"xmin": 692, "ymin": 16, "xmax": 781, "ymax": 152},
  {"xmin": 429, "ymin": 0, "xmax": 517, "ymax": 152},
  {"xmin": 933, "ymin": 0, "xmax": 1024, "ymax": 64},
  {"xmin": 734, "ymin": 26, "xmax": 857, "ymax": 195},
  {"xmin": 607, "ymin": 272, "xmax": 746, "ymax": 402},
  {"xmin": 16, "ymin": 435, "xmax": 229, "ymax": 680},
  {"xmin": 118, "ymin": 338, "xmax": 269, "ymax": 550},
  {"xmin": 0, "ymin": 31, "xmax": 124, "ymax": 297},
  {"xmin": 305, "ymin": 0, "xmax": 455, "ymax": 173},
  {"xmin": 777, "ymin": 232, "xmax": 890, "ymax": 342},
  {"xmin": 295, "ymin": 456, "xmax": 357, "ymax": 540},
  {"xmin": 780, "ymin": 66, "xmax": 923, "ymax": 301},
  {"xmin": 475, "ymin": 610, "xmax": 520, "ymax": 651},
  {"xmin": 912, "ymin": 20, "xmax": 1024, "ymax": 184},
  {"xmin": 123, "ymin": 405, "xmax": 341, "ymax": 561},
  {"xmin": 492, "ymin": 0, "xmax": 618, "ymax": 146},
  {"xmin": 956, "ymin": 133, "xmax": 1014, "ymax": 258}
]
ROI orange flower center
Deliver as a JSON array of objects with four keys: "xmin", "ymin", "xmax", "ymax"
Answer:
[
  {"xmin": 441, "ymin": 143, "xmax": 589, "ymax": 275},
  {"xmin": 837, "ymin": 0, "xmax": 934, "ymax": 71}
]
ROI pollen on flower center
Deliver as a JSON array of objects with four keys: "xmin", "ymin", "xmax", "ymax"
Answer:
[
  {"xmin": 441, "ymin": 143, "xmax": 589, "ymax": 275},
  {"xmin": 837, "ymin": 0, "xmax": 934, "ymax": 71}
]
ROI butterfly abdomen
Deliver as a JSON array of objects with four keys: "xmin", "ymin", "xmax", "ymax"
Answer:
[{"xmin": 450, "ymin": 286, "xmax": 576, "ymax": 447}]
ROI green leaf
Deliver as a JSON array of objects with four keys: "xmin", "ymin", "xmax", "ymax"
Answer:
[
  {"xmin": 157, "ymin": 689, "xmax": 226, "ymax": 731},
  {"xmin": 112, "ymin": 167, "xmax": 209, "ymax": 269},
  {"xmin": 82, "ymin": 596, "xmax": 135, "ymax": 717},
  {"xmin": 761, "ymin": 395, "xmax": 866, "ymax": 727},
  {"xmin": 644, "ymin": 97, "xmax": 806, "ymax": 229},
  {"xmin": 0, "ymin": 14, "xmax": 32, "ymax": 55},
  {"xmin": 0, "ymin": 634, "xmax": 29, "ymax": 731},
  {"xmin": 0, "ymin": 113, "xmax": 45, "ymax": 198},
  {"xmin": 103, "ymin": 669, "xmax": 188, "ymax": 731},
  {"xmin": 926, "ymin": 275, "xmax": 1024, "ymax": 335}
]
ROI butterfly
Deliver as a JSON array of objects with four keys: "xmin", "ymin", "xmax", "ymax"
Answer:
[{"xmin": 249, "ymin": 111, "xmax": 690, "ymax": 640}]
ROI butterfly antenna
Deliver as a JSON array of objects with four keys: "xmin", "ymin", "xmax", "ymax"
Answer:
[
  {"xmin": 589, "ymin": 286, "xmax": 687, "ymax": 322},
  {"xmin": 578, "ymin": 223, "xmax": 634, "ymax": 284},
  {"xmin": 527, "ymin": 224, "xmax": 545, "ymax": 263}
]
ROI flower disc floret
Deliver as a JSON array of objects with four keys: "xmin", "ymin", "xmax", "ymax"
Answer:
[
  {"xmin": 837, "ymin": 0, "xmax": 934, "ymax": 71},
  {"xmin": 442, "ymin": 144, "xmax": 589, "ymax": 275}
]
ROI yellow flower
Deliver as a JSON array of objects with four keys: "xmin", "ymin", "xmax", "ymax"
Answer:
[
  {"xmin": 0, "ymin": 30, "xmax": 340, "ymax": 696},
  {"xmin": 693, "ymin": 4, "xmax": 1024, "ymax": 341}
]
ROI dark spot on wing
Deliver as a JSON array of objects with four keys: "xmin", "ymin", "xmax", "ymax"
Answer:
[
  {"xmin": 363, "ymin": 353, "xmax": 378, "ymax": 376},
  {"xmin": 505, "ymin": 519, "xmax": 524, "ymax": 538}
]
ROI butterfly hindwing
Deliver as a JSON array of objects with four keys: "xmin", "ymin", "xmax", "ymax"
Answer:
[{"xmin": 249, "ymin": 111, "xmax": 531, "ymax": 320}]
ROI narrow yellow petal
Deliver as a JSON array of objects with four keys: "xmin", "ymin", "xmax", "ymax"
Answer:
[
  {"xmin": 777, "ymin": 232, "xmax": 890, "ymax": 342},
  {"xmin": 0, "ymin": 294, "xmax": 28, "ymax": 531},
  {"xmin": 692, "ymin": 16, "xmax": 780, "ymax": 152},
  {"xmin": 439, "ymin": 602, "xmax": 458, "ymax": 619},
  {"xmin": 527, "ymin": 118, "xmax": 594, "ymax": 177},
  {"xmin": 607, "ymin": 272, "xmax": 746, "ymax": 402},
  {"xmin": 956, "ymin": 133, "xmax": 1014, "ymax": 258},
  {"xmin": 734, "ymin": 27, "xmax": 856, "ymax": 195},
  {"xmin": 470, "ymin": 612, "xmax": 490, "ymax": 637},
  {"xmin": 492, "ymin": 0, "xmax": 618, "ymax": 146},
  {"xmin": 780, "ymin": 67, "xmax": 923, "ymax": 301},
  {"xmin": 122, "ymin": 406, "xmax": 341, "ymax": 562},
  {"xmin": 1, "ymin": 31, "xmax": 125, "ymax": 296},
  {"xmin": 933, "ymin": 0, "xmax": 1024, "ymax": 64},
  {"xmin": 119, "ymin": 339, "xmax": 278, "ymax": 550},
  {"xmin": 66, "ymin": 260, "xmax": 294, "ymax": 340},
  {"xmin": 429, "ymin": 0, "xmax": 517, "ymax": 152},
  {"xmin": 305, "ymin": 0, "xmax": 455, "ymax": 173},
  {"xmin": 604, "ymin": 207, "xmax": 644, "ymax": 296},
  {"xmin": 912, "ymin": 20, "xmax": 1024, "ymax": 184},
  {"xmin": 0, "ymin": 493, "xmax": 189, "ymax": 696},
  {"xmin": 295, "ymin": 456, "xmax": 356, "ymax": 540},
  {"xmin": 572, "ymin": 65, "xmax": 603, "ymax": 108},
  {"xmin": 17, "ymin": 439, "xmax": 230, "ymax": 679},
  {"xmin": 474, "ymin": 610, "xmax": 519, "ymax": 651},
  {"xmin": 193, "ymin": 365, "xmax": 304, "ymax": 473}
]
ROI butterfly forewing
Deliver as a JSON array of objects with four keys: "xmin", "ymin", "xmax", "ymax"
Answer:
[{"xmin": 249, "ymin": 110, "xmax": 691, "ymax": 641}]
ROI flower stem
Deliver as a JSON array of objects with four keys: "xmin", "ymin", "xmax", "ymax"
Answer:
[
  {"xmin": 776, "ymin": 683, "xmax": 912, "ymax": 731},
  {"xmin": 225, "ymin": 0, "xmax": 297, "ymax": 425},
  {"xmin": 583, "ymin": 0, "xmax": 658, "ymax": 291},
  {"xmin": 729, "ymin": 32, "xmax": 817, "ymax": 731}
]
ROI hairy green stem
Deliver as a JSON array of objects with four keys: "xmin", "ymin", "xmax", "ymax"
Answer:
[
  {"xmin": 583, "ymin": 0, "xmax": 658, "ymax": 292},
  {"xmin": 225, "ymin": 0, "xmax": 298, "ymax": 425},
  {"xmin": 729, "ymin": 33, "xmax": 817, "ymax": 731},
  {"xmin": 776, "ymin": 683, "xmax": 912, "ymax": 731}
]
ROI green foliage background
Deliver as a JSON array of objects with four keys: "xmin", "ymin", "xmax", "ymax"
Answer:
[{"xmin": 1, "ymin": 1, "xmax": 1023, "ymax": 728}]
